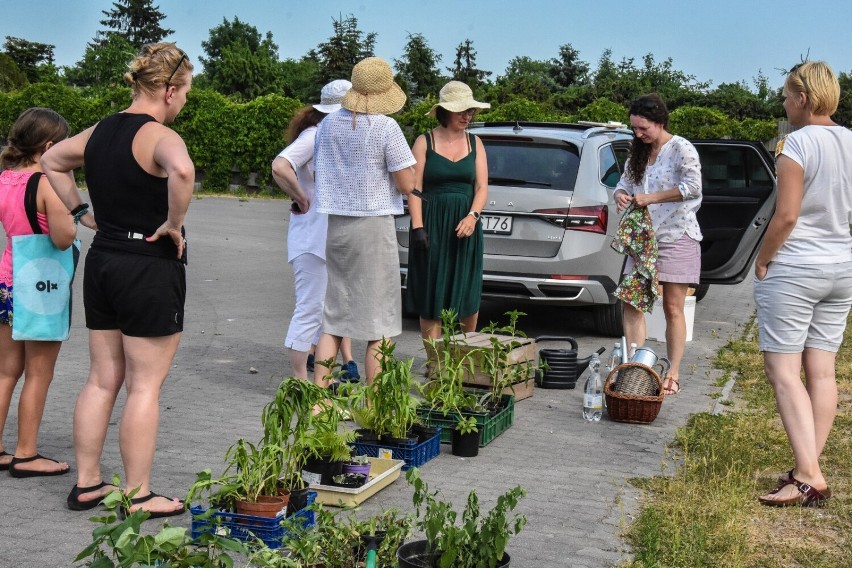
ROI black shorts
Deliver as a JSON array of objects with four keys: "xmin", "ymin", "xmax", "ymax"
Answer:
[{"xmin": 84, "ymin": 247, "xmax": 186, "ymax": 337}]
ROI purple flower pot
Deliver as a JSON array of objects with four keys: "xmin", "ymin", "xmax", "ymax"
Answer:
[{"xmin": 342, "ymin": 461, "xmax": 371, "ymax": 477}]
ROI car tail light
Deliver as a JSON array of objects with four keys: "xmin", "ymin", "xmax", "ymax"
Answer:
[{"xmin": 533, "ymin": 205, "xmax": 608, "ymax": 234}]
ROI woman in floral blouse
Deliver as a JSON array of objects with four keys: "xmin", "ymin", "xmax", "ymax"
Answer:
[{"xmin": 614, "ymin": 94, "xmax": 702, "ymax": 395}]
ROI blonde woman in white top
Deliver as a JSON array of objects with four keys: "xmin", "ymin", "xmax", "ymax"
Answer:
[{"xmin": 755, "ymin": 61, "xmax": 852, "ymax": 508}]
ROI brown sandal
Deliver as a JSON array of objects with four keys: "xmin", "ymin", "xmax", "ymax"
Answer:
[
  {"xmin": 662, "ymin": 376, "xmax": 680, "ymax": 395},
  {"xmin": 758, "ymin": 475, "xmax": 831, "ymax": 508}
]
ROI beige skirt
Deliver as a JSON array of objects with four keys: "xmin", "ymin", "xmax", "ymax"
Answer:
[{"xmin": 322, "ymin": 214, "xmax": 401, "ymax": 340}]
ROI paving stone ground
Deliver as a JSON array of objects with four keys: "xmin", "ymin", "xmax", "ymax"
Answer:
[{"xmin": 0, "ymin": 195, "xmax": 757, "ymax": 567}]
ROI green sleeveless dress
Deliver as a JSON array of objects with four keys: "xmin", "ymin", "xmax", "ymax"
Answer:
[{"xmin": 406, "ymin": 132, "xmax": 483, "ymax": 320}]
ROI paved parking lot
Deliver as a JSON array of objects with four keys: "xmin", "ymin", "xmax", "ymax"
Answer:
[{"xmin": 0, "ymin": 195, "xmax": 757, "ymax": 567}]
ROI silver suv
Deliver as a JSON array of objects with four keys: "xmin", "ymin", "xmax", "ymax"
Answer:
[{"xmin": 396, "ymin": 121, "xmax": 777, "ymax": 336}]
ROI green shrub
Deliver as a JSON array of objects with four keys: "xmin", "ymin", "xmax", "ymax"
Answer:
[
  {"xmin": 572, "ymin": 97, "xmax": 627, "ymax": 124},
  {"xmin": 669, "ymin": 106, "xmax": 731, "ymax": 139}
]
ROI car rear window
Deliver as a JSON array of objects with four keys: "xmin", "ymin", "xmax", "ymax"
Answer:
[{"xmin": 481, "ymin": 140, "xmax": 580, "ymax": 191}]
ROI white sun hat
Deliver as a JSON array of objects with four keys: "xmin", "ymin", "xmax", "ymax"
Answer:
[{"xmin": 313, "ymin": 79, "xmax": 352, "ymax": 113}]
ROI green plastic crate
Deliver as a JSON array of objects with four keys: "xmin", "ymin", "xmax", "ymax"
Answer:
[{"xmin": 415, "ymin": 394, "xmax": 514, "ymax": 447}]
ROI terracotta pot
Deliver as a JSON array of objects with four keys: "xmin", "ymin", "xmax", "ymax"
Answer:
[{"xmin": 235, "ymin": 495, "xmax": 287, "ymax": 519}]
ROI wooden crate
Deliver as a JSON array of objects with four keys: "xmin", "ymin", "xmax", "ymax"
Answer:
[
  {"xmin": 464, "ymin": 376, "xmax": 535, "ymax": 401},
  {"xmin": 424, "ymin": 332, "xmax": 536, "ymax": 388}
]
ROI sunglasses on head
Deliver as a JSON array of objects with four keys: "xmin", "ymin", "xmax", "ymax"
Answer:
[
  {"xmin": 165, "ymin": 49, "xmax": 188, "ymax": 90},
  {"xmin": 788, "ymin": 62, "xmax": 811, "ymax": 94}
]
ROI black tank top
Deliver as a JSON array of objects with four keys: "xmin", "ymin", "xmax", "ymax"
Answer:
[{"xmin": 84, "ymin": 113, "xmax": 181, "ymax": 260}]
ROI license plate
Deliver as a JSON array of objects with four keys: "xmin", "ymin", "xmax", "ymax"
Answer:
[{"xmin": 482, "ymin": 215, "xmax": 513, "ymax": 234}]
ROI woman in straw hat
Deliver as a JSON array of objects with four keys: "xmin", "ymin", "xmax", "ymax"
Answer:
[
  {"xmin": 311, "ymin": 57, "xmax": 417, "ymax": 387},
  {"xmin": 405, "ymin": 81, "xmax": 490, "ymax": 339},
  {"xmin": 272, "ymin": 79, "xmax": 360, "ymax": 383}
]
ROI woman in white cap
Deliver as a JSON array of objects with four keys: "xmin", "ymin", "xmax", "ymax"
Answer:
[
  {"xmin": 406, "ymin": 81, "xmax": 490, "ymax": 339},
  {"xmin": 271, "ymin": 79, "xmax": 360, "ymax": 382},
  {"xmin": 312, "ymin": 57, "xmax": 417, "ymax": 387}
]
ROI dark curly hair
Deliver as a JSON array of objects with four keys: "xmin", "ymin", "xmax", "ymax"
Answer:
[{"xmin": 626, "ymin": 94, "xmax": 669, "ymax": 185}]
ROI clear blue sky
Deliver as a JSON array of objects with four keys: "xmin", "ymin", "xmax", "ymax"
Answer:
[{"xmin": 2, "ymin": 0, "xmax": 850, "ymax": 90}]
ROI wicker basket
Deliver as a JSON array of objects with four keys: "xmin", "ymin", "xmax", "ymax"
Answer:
[{"xmin": 604, "ymin": 363, "xmax": 664, "ymax": 424}]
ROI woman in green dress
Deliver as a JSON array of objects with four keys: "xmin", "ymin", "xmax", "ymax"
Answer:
[{"xmin": 406, "ymin": 81, "xmax": 490, "ymax": 339}]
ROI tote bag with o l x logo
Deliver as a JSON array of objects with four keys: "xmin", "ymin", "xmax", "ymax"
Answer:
[{"xmin": 11, "ymin": 172, "xmax": 80, "ymax": 341}]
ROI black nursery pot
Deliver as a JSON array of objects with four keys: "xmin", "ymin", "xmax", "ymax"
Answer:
[
  {"xmin": 451, "ymin": 429, "xmax": 481, "ymax": 457},
  {"xmin": 286, "ymin": 485, "xmax": 310, "ymax": 517},
  {"xmin": 410, "ymin": 423, "xmax": 438, "ymax": 444},
  {"xmin": 397, "ymin": 540, "xmax": 511, "ymax": 568},
  {"xmin": 354, "ymin": 428, "xmax": 379, "ymax": 443},
  {"xmin": 303, "ymin": 456, "xmax": 345, "ymax": 485}
]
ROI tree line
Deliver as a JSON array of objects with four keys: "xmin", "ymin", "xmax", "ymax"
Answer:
[{"xmin": 1, "ymin": 0, "xmax": 850, "ymax": 190}]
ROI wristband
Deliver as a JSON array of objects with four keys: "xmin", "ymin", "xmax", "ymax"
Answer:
[
  {"xmin": 468, "ymin": 210, "xmax": 480, "ymax": 221},
  {"xmin": 70, "ymin": 203, "xmax": 89, "ymax": 216}
]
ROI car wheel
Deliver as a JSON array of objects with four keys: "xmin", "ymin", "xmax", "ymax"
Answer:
[
  {"xmin": 593, "ymin": 301, "xmax": 624, "ymax": 337},
  {"xmin": 693, "ymin": 283, "xmax": 710, "ymax": 303}
]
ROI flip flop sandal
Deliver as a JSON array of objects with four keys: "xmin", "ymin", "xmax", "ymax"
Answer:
[
  {"xmin": 0, "ymin": 451, "xmax": 12, "ymax": 471},
  {"xmin": 663, "ymin": 377, "xmax": 680, "ymax": 395},
  {"xmin": 122, "ymin": 491, "xmax": 186, "ymax": 520},
  {"xmin": 67, "ymin": 481, "xmax": 115, "ymax": 511},
  {"xmin": 777, "ymin": 468, "xmax": 794, "ymax": 484},
  {"xmin": 8, "ymin": 454, "xmax": 71, "ymax": 478},
  {"xmin": 758, "ymin": 476, "xmax": 831, "ymax": 508}
]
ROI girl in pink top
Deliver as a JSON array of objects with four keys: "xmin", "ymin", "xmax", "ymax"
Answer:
[{"xmin": 0, "ymin": 108, "xmax": 76, "ymax": 476}]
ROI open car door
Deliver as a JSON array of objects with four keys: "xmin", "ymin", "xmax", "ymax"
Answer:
[{"xmin": 693, "ymin": 140, "xmax": 777, "ymax": 284}]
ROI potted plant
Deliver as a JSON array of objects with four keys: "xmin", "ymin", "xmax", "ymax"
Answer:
[
  {"xmin": 270, "ymin": 504, "xmax": 413, "ymax": 568},
  {"xmin": 480, "ymin": 310, "xmax": 537, "ymax": 405},
  {"xmin": 397, "ymin": 468, "xmax": 526, "ymax": 568},
  {"xmin": 343, "ymin": 339, "xmax": 423, "ymax": 446},
  {"xmin": 261, "ymin": 377, "xmax": 341, "ymax": 508},
  {"xmin": 342, "ymin": 453, "xmax": 371, "ymax": 478},
  {"xmin": 451, "ymin": 415, "xmax": 480, "ymax": 457},
  {"xmin": 78, "ymin": 477, "xmax": 250, "ymax": 567},
  {"xmin": 186, "ymin": 438, "xmax": 286, "ymax": 519}
]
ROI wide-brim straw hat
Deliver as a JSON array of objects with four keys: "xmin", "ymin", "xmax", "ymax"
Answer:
[
  {"xmin": 341, "ymin": 57, "xmax": 407, "ymax": 115},
  {"xmin": 313, "ymin": 79, "xmax": 351, "ymax": 113},
  {"xmin": 427, "ymin": 81, "xmax": 491, "ymax": 117}
]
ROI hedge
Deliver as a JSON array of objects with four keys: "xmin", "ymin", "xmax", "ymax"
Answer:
[{"xmin": 1, "ymin": 84, "xmax": 776, "ymax": 191}]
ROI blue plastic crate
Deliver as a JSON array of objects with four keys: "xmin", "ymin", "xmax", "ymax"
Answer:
[
  {"xmin": 351, "ymin": 427, "xmax": 441, "ymax": 470},
  {"xmin": 189, "ymin": 490, "xmax": 316, "ymax": 549}
]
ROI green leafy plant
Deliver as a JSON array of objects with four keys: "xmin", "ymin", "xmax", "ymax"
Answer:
[
  {"xmin": 186, "ymin": 437, "xmax": 282, "ymax": 510},
  {"xmin": 421, "ymin": 310, "xmax": 482, "ymax": 418},
  {"xmin": 406, "ymin": 468, "xmax": 526, "ymax": 568},
  {"xmin": 479, "ymin": 310, "xmax": 537, "ymax": 404},
  {"xmin": 273, "ymin": 504, "xmax": 413, "ymax": 568},
  {"xmin": 77, "ymin": 475, "xmax": 248, "ymax": 567},
  {"xmin": 344, "ymin": 339, "xmax": 422, "ymax": 440},
  {"xmin": 455, "ymin": 415, "xmax": 479, "ymax": 434}
]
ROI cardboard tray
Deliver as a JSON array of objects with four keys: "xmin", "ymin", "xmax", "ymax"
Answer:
[{"xmin": 309, "ymin": 457, "xmax": 404, "ymax": 507}]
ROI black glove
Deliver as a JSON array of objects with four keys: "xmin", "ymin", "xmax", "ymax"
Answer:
[{"xmin": 410, "ymin": 227, "xmax": 430, "ymax": 251}]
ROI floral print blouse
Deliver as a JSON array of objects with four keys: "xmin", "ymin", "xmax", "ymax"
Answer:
[{"xmin": 615, "ymin": 135, "xmax": 703, "ymax": 244}]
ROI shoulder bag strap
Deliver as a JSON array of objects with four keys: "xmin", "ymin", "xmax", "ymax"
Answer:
[{"xmin": 24, "ymin": 172, "xmax": 43, "ymax": 235}]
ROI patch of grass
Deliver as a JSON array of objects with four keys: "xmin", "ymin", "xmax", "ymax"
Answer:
[{"xmin": 622, "ymin": 314, "xmax": 852, "ymax": 567}]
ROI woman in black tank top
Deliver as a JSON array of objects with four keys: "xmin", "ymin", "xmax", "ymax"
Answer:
[{"xmin": 42, "ymin": 43, "xmax": 194, "ymax": 519}]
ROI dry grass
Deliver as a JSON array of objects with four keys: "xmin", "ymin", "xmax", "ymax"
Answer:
[{"xmin": 621, "ymin": 314, "xmax": 851, "ymax": 568}]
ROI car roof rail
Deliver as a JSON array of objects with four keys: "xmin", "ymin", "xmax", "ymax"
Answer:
[
  {"xmin": 577, "ymin": 121, "xmax": 632, "ymax": 138},
  {"xmin": 470, "ymin": 121, "xmax": 592, "ymax": 133}
]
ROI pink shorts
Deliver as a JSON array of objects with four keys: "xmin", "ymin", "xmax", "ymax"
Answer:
[{"xmin": 623, "ymin": 234, "xmax": 701, "ymax": 284}]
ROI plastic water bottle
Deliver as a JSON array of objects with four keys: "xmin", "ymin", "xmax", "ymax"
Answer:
[
  {"xmin": 608, "ymin": 342, "xmax": 623, "ymax": 373},
  {"xmin": 629, "ymin": 342, "xmax": 638, "ymax": 360},
  {"xmin": 583, "ymin": 353, "xmax": 603, "ymax": 422}
]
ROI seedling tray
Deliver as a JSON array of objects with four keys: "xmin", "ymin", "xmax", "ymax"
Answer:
[
  {"xmin": 310, "ymin": 457, "xmax": 404, "ymax": 507},
  {"xmin": 189, "ymin": 490, "xmax": 316, "ymax": 549},
  {"xmin": 416, "ymin": 393, "xmax": 515, "ymax": 447},
  {"xmin": 350, "ymin": 428, "xmax": 441, "ymax": 470}
]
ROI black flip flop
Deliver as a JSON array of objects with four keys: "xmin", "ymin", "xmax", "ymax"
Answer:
[
  {"xmin": 122, "ymin": 491, "xmax": 185, "ymax": 520},
  {"xmin": 8, "ymin": 454, "xmax": 70, "ymax": 478},
  {"xmin": 0, "ymin": 451, "xmax": 11, "ymax": 471},
  {"xmin": 68, "ymin": 481, "xmax": 114, "ymax": 511}
]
